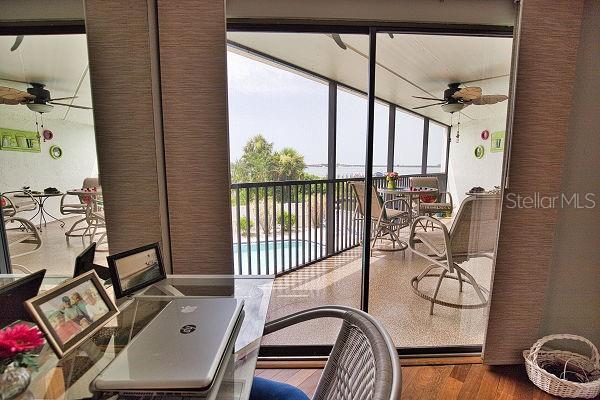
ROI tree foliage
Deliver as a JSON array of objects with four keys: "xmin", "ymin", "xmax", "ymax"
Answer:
[{"xmin": 232, "ymin": 135, "xmax": 307, "ymax": 183}]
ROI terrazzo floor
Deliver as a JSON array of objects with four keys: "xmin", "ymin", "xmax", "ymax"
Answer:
[{"xmin": 262, "ymin": 228, "xmax": 494, "ymax": 349}]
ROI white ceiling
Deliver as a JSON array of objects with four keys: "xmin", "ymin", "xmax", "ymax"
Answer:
[
  {"xmin": 0, "ymin": 34, "xmax": 93, "ymax": 126},
  {"xmin": 0, "ymin": 32, "xmax": 512, "ymax": 128},
  {"xmin": 227, "ymin": 32, "xmax": 513, "ymax": 125}
]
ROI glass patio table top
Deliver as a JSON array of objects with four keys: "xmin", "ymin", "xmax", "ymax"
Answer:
[{"xmin": 0, "ymin": 274, "xmax": 273, "ymax": 400}]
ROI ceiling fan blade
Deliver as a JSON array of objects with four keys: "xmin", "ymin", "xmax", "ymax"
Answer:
[
  {"xmin": 412, "ymin": 95, "xmax": 445, "ymax": 101},
  {"xmin": 330, "ymin": 34, "xmax": 347, "ymax": 50},
  {"xmin": 452, "ymin": 86, "xmax": 482, "ymax": 101},
  {"xmin": 0, "ymin": 77, "xmax": 30, "ymax": 85},
  {"xmin": 460, "ymin": 74, "xmax": 510, "ymax": 85},
  {"xmin": 10, "ymin": 36, "xmax": 24, "ymax": 52},
  {"xmin": 413, "ymin": 102, "xmax": 446, "ymax": 110},
  {"xmin": 0, "ymin": 86, "xmax": 35, "ymax": 104},
  {"xmin": 50, "ymin": 102, "xmax": 93, "ymax": 110},
  {"xmin": 467, "ymin": 94, "xmax": 508, "ymax": 105},
  {"xmin": 49, "ymin": 96, "xmax": 77, "ymax": 101}
]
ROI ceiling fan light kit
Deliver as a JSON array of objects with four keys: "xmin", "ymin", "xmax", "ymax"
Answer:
[
  {"xmin": 441, "ymin": 103, "xmax": 465, "ymax": 113},
  {"xmin": 26, "ymin": 103, "xmax": 53, "ymax": 114}
]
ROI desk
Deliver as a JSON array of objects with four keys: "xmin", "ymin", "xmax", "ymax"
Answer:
[
  {"xmin": 1, "ymin": 274, "xmax": 273, "ymax": 400},
  {"xmin": 14, "ymin": 192, "xmax": 65, "ymax": 230}
]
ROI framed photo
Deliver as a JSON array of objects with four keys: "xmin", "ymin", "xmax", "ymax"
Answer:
[
  {"xmin": 107, "ymin": 242, "xmax": 166, "ymax": 299},
  {"xmin": 25, "ymin": 270, "xmax": 119, "ymax": 358}
]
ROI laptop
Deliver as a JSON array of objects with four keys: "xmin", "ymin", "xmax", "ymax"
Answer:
[
  {"xmin": 91, "ymin": 297, "xmax": 244, "ymax": 396},
  {"xmin": 0, "ymin": 269, "xmax": 46, "ymax": 327},
  {"xmin": 73, "ymin": 243, "xmax": 112, "ymax": 282}
]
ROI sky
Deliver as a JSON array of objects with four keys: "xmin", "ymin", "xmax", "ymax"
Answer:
[{"xmin": 227, "ymin": 51, "xmax": 444, "ymax": 167}]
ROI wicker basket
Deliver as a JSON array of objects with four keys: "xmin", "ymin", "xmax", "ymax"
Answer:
[{"xmin": 523, "ymin": 334, "xmax": 600, "ymax": 398}]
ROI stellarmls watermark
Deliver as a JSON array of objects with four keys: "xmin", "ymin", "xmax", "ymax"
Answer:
[{"xmin": 504, "ymin": 192, "xmax": 597, "ymax": 209}]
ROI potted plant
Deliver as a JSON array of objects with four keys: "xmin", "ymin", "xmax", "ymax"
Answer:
[
  {"xmin": 385, "ymin": 172, "xmax": 399, "ymax": 189},
  {"xmin": 0, "ymin": 323, "xmax": 45, "ymax": 400}
]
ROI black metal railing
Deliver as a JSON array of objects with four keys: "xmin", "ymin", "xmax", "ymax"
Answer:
[{"xmin": 231, "ymin": 173, "xmax": 446, "ymax": 276}]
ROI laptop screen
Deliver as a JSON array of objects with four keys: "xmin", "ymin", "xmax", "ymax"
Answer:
[{"xmin": 0, "ymin": 269, "xmax": 46, "ymax": 327}]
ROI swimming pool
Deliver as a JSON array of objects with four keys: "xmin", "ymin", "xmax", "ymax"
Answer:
[{"xmin": 233, "ymin": 240, "xmax": 325, "ymax": 275}]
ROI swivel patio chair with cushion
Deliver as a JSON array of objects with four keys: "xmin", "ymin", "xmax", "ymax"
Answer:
[
  {"xmin": 256, "ymin": 305, "xmax": 401, "ymax": 400},
  {"xmin": 61, "ymin": 177, "xmax": 100, "ymax": 240},
  {"xmin": 350, "ymin": 182, "xmax": 411, "ymax": 252},
  {"xmin": 408, "ymin": 194, "xmax": 501, "ymax": 315},
  {"xmin": 408, "ymin": 176, "xmax": 453, "ymax": 229},
  {"xmin": 4, "ymin": 216, "xmax": 43, "ymax": 273},
  {"xmin": 1, "ymin": 191, "xmax": 37, "ymax": 218}
]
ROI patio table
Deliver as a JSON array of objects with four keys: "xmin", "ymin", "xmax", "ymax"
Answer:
[
  {"xmin": 377, "ymin": 186, "xmax": 438, "ymax": 224},
  {"xmin": 14, "ymin": 191, "xmax": 65, "ymax": 230}
]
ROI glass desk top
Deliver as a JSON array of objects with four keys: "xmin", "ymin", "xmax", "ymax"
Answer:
[{"xmin": 1, "ymin": 274, "xmax": 273, "ymax": 400}]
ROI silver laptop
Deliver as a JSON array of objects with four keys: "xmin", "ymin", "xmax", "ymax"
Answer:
[{"xmin": 91, "ymin": 297, "xmax": 244, "ymax": 395}]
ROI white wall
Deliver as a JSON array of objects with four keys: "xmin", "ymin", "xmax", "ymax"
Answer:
[
  {"xmin": 446, "ymin": 113, "xmax": 506, "ymax": 205},
  {"xmin": 0, "ymin": 106, "xmax": 98, "ymax": 220}
]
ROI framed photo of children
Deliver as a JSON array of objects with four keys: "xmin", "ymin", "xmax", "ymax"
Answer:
[{"xmin": 25, "ymin": 270, "xmax": 119, "ymax": 358}]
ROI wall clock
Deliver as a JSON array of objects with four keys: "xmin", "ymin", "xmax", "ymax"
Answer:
[
  {"xmin": 474, "ymin": 145, "xmax": 485, "ymax": 159},
  {"xmin": 49, "ymin": 145, "xmax": 63, "ymax": 159}
]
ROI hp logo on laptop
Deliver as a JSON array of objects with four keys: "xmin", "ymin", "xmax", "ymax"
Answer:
[{"xmin": 180, "ymin": 324, "xmax": 197, "ymax": 334}]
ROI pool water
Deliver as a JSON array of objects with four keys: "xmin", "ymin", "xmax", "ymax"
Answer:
[{"xmin": 233, "ymin": 240, "xmax": 325, "ymax": 275}]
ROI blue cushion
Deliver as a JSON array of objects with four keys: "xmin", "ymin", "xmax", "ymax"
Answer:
[{"xmin": 250, "ymin": 376, "xmax": 310, "ymax": 400}]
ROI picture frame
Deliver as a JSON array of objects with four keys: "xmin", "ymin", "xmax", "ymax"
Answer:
[
  {"xmin": 107, "ymin": 242, "xmax": 166, "ymax": 299},
  {"xmin": 25, "ymin": 270, "xmax": 119, "ymax": 358}
]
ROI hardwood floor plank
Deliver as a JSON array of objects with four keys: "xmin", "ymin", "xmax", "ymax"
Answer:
[{"xmin": 254, "ymin": 363, "xmax": 593, "ymax": 399}]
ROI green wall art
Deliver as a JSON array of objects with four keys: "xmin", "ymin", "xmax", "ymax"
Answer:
[
  {"xmin": 491, "ymin": 131, "xmax": 506, "ymax": 153},
  {"xmin": 0, "ymin": 128, "xmax": 41, "ymax": 153}
]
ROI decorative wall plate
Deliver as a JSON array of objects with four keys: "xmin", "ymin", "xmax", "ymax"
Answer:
[
  {"xmin": 43, "ymin": 129, "xmax": 54, "ymax": 141},
  {"xmin": 474, "ymin": 145, "xmax": 485, "ymax": 159},
  {"xmin": 49, "ymin": 145, "xmax": 63, "ymax": 159},
  {"xmin": 481, "ymin": 129, "xmax": 490, "ymax": 140}
]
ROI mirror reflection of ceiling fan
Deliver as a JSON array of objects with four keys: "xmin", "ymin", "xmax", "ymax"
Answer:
[
  {"xmin": 413, "ymin": 80, "xmax": 508, "ymax": 113},
  {"xmin": 0, "ymin": 78, "xmax": 93, "ymax": 114}
]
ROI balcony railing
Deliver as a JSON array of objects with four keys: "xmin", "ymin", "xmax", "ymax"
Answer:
[{"xmin": 231, "ymin": 173, "xmax": 446, "ymax": 276}]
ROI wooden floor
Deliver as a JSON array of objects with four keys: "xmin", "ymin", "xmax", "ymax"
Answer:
[{"xmin": 256, "ymin": 364, "xmax": 600, "ymax": 399}]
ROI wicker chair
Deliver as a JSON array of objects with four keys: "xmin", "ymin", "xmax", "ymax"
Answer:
[
  {"xmin": 349, "ymin": 182, "xmax": 411, "ymax": 252},
  {"xmin": 408, "ymin": 177, "xmax": 453, "ymax": 227},
  {"xmin": 408, "ymin": 194, "xmax": 501, "ymax": 314},
  {"xmin": 263, "ymin": 306, "xmax": 401, "ymax": 400}
]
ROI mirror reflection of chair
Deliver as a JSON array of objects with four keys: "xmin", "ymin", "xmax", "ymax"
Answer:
[
  {"xmin": 408, "ymin": 194, "xmax": 501, "ymax": 314},
  {"xmin": 83, "ymin": 194, "xmax": 107, "ymax": 252},
  {"xmin": 61, "ymin": 177, "xmax": 100, "ymax": 242},
  {"xmin": 408, "ymin": 176, "xmax": 453, "ymax": 230},
  {"xmin": 350, "ymin": 181, "xmax": 411, "ymax": 252},
  {"xmin": 3, "ymin": 216, "xmax": 43, "ymax": 273},
  {"xmin": 1, "ymin": 190, "xmax": 38, "ymax": 218}
]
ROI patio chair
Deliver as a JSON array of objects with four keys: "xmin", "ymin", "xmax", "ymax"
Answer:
[
  {"xmin": 82, "ymin": 194, "xmax": 108, "ymax": 251},
  {"xmin": 261, "ymin": 305, "xmax": 401, "ymax": 400},
  {"xmin": 408, "ymin": 194, "xmax": 501, "ymax": 314},
  {"xmin": 61, "ymin": 177, "xmax": 100, "ymax": 240},
  {"xmin": 4, "ymin": 216, "xmax": 42, "ymax": 273},
  {"xmin": 1, "ymin": 190, "xmax": 37, "ymax": 218},
  {"xmin": 408, "ymin": 176, "xmax": 453, "ymax": 229},
  {"xmin": 349, "ymin": 182, "xmax": 411, "ymax": 251}
]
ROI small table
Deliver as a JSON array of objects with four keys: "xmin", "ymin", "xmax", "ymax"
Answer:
[
  {"xmin": 377, "ymin": 187, "xmax": 438, "ymax": 223},
  {"xmin": 1, "ymin": 274, "xmax": 273, "ymax": 400},
  {"xmin": 14, "ymin": 192, "xmax": 65, "ymax": 230}
]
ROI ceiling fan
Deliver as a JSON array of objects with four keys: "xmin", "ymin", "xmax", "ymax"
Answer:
[
  {"xmin": 413, "ymin": 81, "xmax": 508, "ymax": 113},
  {"xmin": 0, "ymin": 79, "xmax": 92, "ymax": 113}
]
